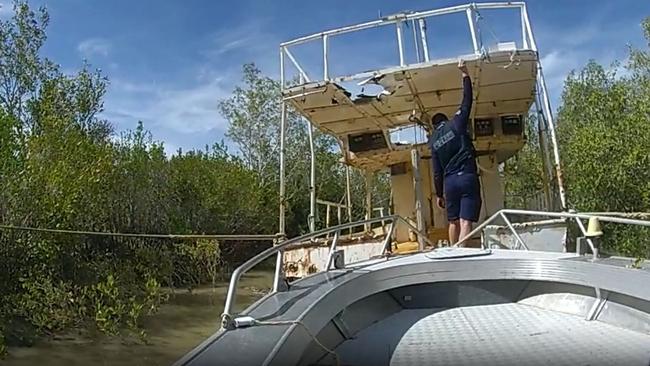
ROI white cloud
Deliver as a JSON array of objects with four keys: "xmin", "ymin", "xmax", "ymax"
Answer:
[
  {"xmin": 77, "ymin": 38, "xmax": 112, "ymax": 58},
  {"xmin": 105, "ymin": 75, "xmax": 231, "ymax": 136},
  {"xmin": 207, "ymin": 22, "xmax": 262, "ymax": 57},
  {"xmin": 202, "ymin": 18, "xmax": 280, "ymax": 75},
  {"xmin": 101, "ymin": 15, "xmax": 282, "ymax": 155},
  {"xmin": 540, "ymin": 50, "xmax": 581, "ymax": 94}
]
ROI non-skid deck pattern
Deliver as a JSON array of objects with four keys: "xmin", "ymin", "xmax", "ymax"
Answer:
[{"xmin": 334, "ymin": 303, "xmax": 650, "ymax": 366}]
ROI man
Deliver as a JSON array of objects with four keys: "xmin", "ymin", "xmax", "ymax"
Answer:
[{"xmin": 429, "ymin": 59, "xmax": 481, "ymax": 245}]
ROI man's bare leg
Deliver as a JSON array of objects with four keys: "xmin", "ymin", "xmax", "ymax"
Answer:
[
  {"xmin": 458, "ymin": 219, "xmax": 473, "ymax": 245},
  {"xmin": 448, "ymin": 219, "xmax": 460, "ymax": 244}
]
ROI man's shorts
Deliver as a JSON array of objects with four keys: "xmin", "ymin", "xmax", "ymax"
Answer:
[{"xmin": 444, "ymin": 172, "xmax": 482, "ymax": 222}]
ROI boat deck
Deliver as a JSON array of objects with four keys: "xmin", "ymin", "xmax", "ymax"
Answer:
[
  {"xmin": 332, "ymin": 303, "xmax": 650, "ymax": 366},
  {"xmin": 175, "ymin": 250, "xmax": 650, "ymax": 366}
]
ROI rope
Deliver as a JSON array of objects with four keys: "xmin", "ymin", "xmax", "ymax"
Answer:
[
  {"xmin": 475, "ymin": 10, "xmax": 500, "ymax": 46},
  {"xmin": 0, "ymin": 224, "xmax": 276, "ymax": 241},
  {"xmin": 255, "ymin": 320, "xmax": 341, "ymax": 366},
  {"xmin": 503, "ymin": 50, "xmax": 521, "ymax": 69}
]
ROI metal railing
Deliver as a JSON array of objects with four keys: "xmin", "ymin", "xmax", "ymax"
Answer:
[
  {"xmin": 279, "ymin": 2, "xmax": 535, "ymax": 88},
  {"xmin": 221, "ymin": 215, "xmax": 435, "ymax": 328},
  {"xmin": 316, "ymin": 198, "xmax": 350, "ymax": 229},
  {"xmin": 457, "ymin": 209, "xmax": 650, "ymax": 257},
  {"xmin": 221, "ymin": 209, "xmax": 650, "ymax": 328},
  {"xmin": 316, "ymin": 198, "xmax": 388, "ymax": 231}
]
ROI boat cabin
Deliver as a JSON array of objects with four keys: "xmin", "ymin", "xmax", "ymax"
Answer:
[{"xmin": 277, "ymin": 3, "xmax": 561, "ymax": 278}]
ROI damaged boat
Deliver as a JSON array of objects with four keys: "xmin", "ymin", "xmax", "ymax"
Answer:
[{"xmin": 175, "ymin": 2, "xmax": 650, "ymax": 365}]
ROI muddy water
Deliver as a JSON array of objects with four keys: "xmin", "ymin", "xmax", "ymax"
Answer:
[{"xmin": 2, "ymin": 269, "xmax": 275, "ymax": 366}]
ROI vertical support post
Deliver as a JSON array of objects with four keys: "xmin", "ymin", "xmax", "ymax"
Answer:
[
  {"xmin": 364, "ymin": 171, "xmax": 373, "ymax": 232},
  {"xmin": 411, "ymin": 148, "xmax": 426, "ymax": 251},
  {"xmin": 524, "ymin": 2, "xmax": 564, "ymax": 209},
  {"xmin": 521, "ymin": 4, "xmax": 537, "ymax": 51},
  {"xmin": 466, "ymin": 6, "xmax": 480, "ymax": 54},
  {"xmin": 323, "ymin": 34, "xmax": 329, "ymax": 81},
  {"xmin": 326, "ymin": 204, "xmax": 331, "ymax": 229},
  {"xmin": 396, "ymin": 21, "xmax": 405, "ymax": 67},
  {"xmin": 537, "ymin": 68, "xmax": 567, "ymax": 210},
  {"xmin": 520, "ymin": 6, "xmax": 529, "ymax": 49},
  {"xmin": 574, "ymin": 216, "xmax": 597, "ymax": 257},
  {"xmin": 534, "ymin": 96, "xmax": 553, "ymax": 210},
  {"xmin": 325, "ymin": 231, "xmax": 340, "ymax": 270},
  {"xmin": 382, "ymin": 221, "xmax": 395, "ymax": 255},
  {"xmin": 337, "ymin": 206, "xmax": 342, "ymax": 225},
  {"xmin": 307, "ymin": 118, "xmax": 316, "ymax": 232},
  {"xmin": 275, "ymin": 48, "xmax": 287, "ymax": 292},
  {"xmin": 411, "ymin": 19, "xmax": 421, "ymax": 63},
  {"xmin": 418, "ymin": 19, "xmax": 430, "ymax": 62},
  {"xmin": 273, "ymin": 244, "xmax": 283, "ymax": 292},
  {"xmin": 346, "ymin": 165, "xmax": 353, "ymax": 235},
  {"xmin": 278, "ymin": 50, "xmax": 287, "ymax": 236},
  {"xmin": 280, "ymin": 47, "xmax": 285, "ymax": 89}
]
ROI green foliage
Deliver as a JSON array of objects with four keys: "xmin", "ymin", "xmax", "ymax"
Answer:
[
  {"xmin": 503, "ymin": 115, "xmax": 545, "ymax": 208},
  {"xmin": 18, "ymin": 276, "xmax": 77, "ymax": 333},
  {"xmin": 218, "ymin": 63, "xmax": 391, "ymax": 235},
  {"xmin": 0, "ymin": 0, "xmax": 391, "ymax": 351},
  {"xmin": 556, "ymin": 18, "xmax": 650, "ymax": 257},
  {"xmin": 84, "ymin": 274, "xmax": 166, "ymax": 337},
  {"xmin": 90, "ymin": 275, "xmax": 125, "ymax": 336},
  {"xmin": 505, "ymin": 17, "xmax": 650, "ymax": 258},
  {"xmin": 0, "ymin": 331, "xmax": 6, "ymax": 357}
]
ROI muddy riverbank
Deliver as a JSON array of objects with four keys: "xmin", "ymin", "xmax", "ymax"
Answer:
[{"xmin": 2, "ymin": 270, "xmax": 274, "ymax": 366}]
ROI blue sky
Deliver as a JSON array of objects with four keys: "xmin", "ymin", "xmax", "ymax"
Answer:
[{"xmin": 5, "ymin": 0, "xmax": 649, "ymax": 155}]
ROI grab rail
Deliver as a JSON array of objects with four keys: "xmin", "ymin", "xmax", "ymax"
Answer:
[
  {"xmin": 221, "ymin": 209, "xmax": 650, "ymax": 328},
  {"xmin": 457, "ymin": 209, "xmax": 650, "ymax": 257},
  {"xmin": 279, "ymin": 2, "xmax": 535, "ymax": 87},
  {"xmin": 221, "ymin": 215, "xmax": 436, "ymax": 328}
]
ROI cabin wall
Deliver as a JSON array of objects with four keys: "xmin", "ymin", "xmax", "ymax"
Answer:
[
  {"xmin": 477, "ymin": 154, "xmax": 504, "ymax": 222},
  {"xmin": 391, "ymin": 153, "xmax": 504, "ymax": 242},
  {"xmin": 391, "ymin": 163, "xmax": 416, "ymax": 242}
]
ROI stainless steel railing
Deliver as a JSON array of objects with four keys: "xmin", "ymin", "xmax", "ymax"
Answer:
[
  {"xmin": 279, "ymin": 2, "xmax": 536, "ymax": 86},
  {"xmin": 222, "ymin": 209, "xmax": 650, "ymax": 328},
  {"xmin": 457, "ymin": 209, "xmax": 650, "ymax": 257},
  {"xmin": 221, "ymin": 214, "xmax": 435, "ymax": 328}
]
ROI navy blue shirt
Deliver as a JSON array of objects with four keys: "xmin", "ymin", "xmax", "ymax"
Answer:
[{"xmin": 430, "ymin": 75, "xmax": 477, "ymax": 197}]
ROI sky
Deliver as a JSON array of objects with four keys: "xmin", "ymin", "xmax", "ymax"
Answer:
[{"xmin": 4, "ymin": 0, "xmax": 649, "ymax": 155}]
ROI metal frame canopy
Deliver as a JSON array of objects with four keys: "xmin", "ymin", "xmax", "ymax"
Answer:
[
  {"xmin": 279, "ymin": 2, "xmax": 537, "ymax": 85},
  {"xmin": 276, "ymin": 1, "xmax": 567, "ymax": 236}
]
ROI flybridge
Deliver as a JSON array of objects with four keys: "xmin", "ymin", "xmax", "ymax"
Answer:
[
  {"xmin": 275, "ymin": 2, "xmax": 566, "ymax": 242},
  {"xmin": 277, "ymin": 2, "xmax": 558, "ymax": 171}
]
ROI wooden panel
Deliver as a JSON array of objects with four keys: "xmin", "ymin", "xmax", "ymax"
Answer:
[
  {"xmin": 476, "ymin": 154, "xmax": 505, "ymax": 221},
  {"xmin": 304, "ymin": 105, "xmax": 364, "ymax": 123},
  {"xmin": 391, "ymin": 165, "xmax": 416, "ymax": 242},
  {"xmin": 287, "ymin": 51, "xmax": 538, "ymax": 139}
]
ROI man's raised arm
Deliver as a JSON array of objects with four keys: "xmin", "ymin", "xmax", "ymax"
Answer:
[{"xmin": 453, "ymin": 59, "xmax": 472, "ymax": 131}]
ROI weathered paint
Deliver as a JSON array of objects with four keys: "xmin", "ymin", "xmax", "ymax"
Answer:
[
  {"xmin": 483, "ymin": 220, "xmax": 568, "ymax": 252},
  {"xmin": 283, "ymin": 238, "xmax": 385, "ymax": 278}
]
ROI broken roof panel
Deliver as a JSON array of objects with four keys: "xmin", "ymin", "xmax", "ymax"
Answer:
[{"xmin": 283, "ymin": 50, "xmax": 538, "ymax": 138}]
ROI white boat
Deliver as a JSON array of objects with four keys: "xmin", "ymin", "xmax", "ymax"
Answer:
[{"xmin": 175, "ymin": 3, "xmax": 650, "ymax": 365}]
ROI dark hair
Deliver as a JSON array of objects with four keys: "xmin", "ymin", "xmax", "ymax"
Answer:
[{"xmin": 431, "ymin": 113, "xmax": 448, "ymax": 126}]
